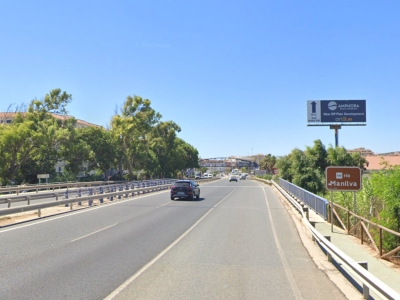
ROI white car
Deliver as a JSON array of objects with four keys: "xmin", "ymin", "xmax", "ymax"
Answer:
[
  {"xmin": 229, "ymin": 174, "xmax": 238, "ymax": 182},
  {"xmin": 208, "ymin": 174, "xmax": 213, "ymax": 178}
]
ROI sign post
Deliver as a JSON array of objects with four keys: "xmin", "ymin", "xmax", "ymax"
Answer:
[
  {"xmin": 325, "ymin": 166, "xmax": 362, "ymax": 232},
  {"xmin": 37, "ymin": 174, "xmax": 49, "ymax": 185}
]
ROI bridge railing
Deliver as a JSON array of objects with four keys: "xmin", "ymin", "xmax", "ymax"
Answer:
[{"xmin": 279, "ymin": 178, "xmax": 328, "ymax": 220}]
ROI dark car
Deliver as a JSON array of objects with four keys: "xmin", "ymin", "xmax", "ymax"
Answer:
[{"xmin": 171, "ymin": 180, "xmax": 200, "ymax": 200}]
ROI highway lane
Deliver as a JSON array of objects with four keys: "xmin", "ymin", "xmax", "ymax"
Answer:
[
  {"xmin": 110, "ymin": 179, "xmax": 348, "ymax": 300},
  {"xmin": 0, "ymin": 178, "xmax": 347, "ymax": 299}
]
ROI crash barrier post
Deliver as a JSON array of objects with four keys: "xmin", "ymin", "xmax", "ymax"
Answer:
[
  {"xmin": 65, "ymin": 190, "xmax": 69, "ymax": 207},
  {"xmin": 78, "ymin": 188, "xmax": 82, "ymax": 206},
  {"xmin": 110, "ymin": 186, "xmax": 114, "ymax": 201},
  {"xmin": 99, "ymin": 187, "xmax": 104, "ymax": 203},
  {"xmin": 118, "ymin": 185, "xmax": 123, "ymax": 199},
  {"xmin": 88, "ymin": 188, "xmax": 93, "ymax": 206},
  {"xmin": 133, "ymin": 183, "xmax": 136, "ymax": 194}
]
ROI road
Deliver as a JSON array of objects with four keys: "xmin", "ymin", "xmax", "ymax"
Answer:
[{"xmin": 0, "ymin": 178, "xmax": 348, "ymax": 300}]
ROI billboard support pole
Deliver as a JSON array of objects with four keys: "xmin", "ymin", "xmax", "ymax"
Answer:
[
  {"xmin": 335, "ymin": 126, "xmax": 339, "ymax": 147},
  {"xmin": 330, "ymin": 125, "xmax": 341, "ymax": 147}
]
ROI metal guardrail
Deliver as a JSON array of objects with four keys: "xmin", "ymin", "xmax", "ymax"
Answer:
[
  {"xmin": 254, "ymin": 177, "xmax": 400, "ymax": 300},
  {"xmin": 279, "ymin": 178, "xmax": 329, "ymax": 219},
  {"xmin": 0, "ymin": 184, "xmax": 173, "ymax": 217},
  {"xmin": 0, "ymin": 180, "xmax": 127, "ymax": 195},
  {"xmin": 0, "ymin": 177, "xmax": 219, "ymax": 216},
  {"xmin": 0, "ymin": 180, "xmax": 176, "ymax": 207}
]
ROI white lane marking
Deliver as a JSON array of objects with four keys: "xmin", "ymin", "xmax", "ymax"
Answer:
[
  {"xmin": 70, "ymin": 223, "xmax": 118, "ymax": 242},
  {"xmin": 156, "ymin": 202, "xmax": 172, "ymax": 208},
  {"xmin": 0, "ymin": 180, "xmax": 222, "ymax": 234},
  {"xmin": 199, "ymin": 186, "xmax": 259, "ymax": 188},
  {"xmin": 104, "ymin": 188, "xmax": 237, "ymax": 300},
  {"xmin": 261, "ymin": 185, "xmax": 303, "ymax": 300},
  {"xmin": 0, "ymin": 190, "xmax": 169, "ymax": 234}
]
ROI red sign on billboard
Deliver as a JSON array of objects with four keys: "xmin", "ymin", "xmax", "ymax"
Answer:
[{"xmin": 326, "ymin": 166, "xmax": 362, "ymax": 191}]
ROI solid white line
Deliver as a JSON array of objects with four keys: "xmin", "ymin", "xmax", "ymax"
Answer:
[
  {"xmin": 261, "ymin": 185, "xmax": 303, "ymax": 300},
  {"xmin": 104, "ymin": 188, "xmax": 237, "ymax": 300},
  {"xmin": 70, "ymin": 223, "xmax": 118, "ymax": 242}
]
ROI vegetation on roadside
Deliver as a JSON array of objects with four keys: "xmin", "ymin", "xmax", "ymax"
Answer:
[
  {"xmin": 255, "ymin": 174, "xmax": 273, "ymax": 180},
  {"xmin": 0, "ymin": 89, "xmax": 199, "ymax": 185},
  {"xmin": 270, "ymin": 139, "xmax": 400, "ymax": 251}
]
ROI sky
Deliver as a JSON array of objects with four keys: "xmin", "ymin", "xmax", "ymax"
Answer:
[{"xmin": 1, "ymin": 0, "xmax": 399, "ymax": 159}]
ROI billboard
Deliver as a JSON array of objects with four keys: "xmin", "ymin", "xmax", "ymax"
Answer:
[
  {"xmin": 325, "ymin": 166, "xmax": 362, "ymax": 191},
  {"xmin": 307, "ymin": 100, "xmax": 366, "ymax": 125}
]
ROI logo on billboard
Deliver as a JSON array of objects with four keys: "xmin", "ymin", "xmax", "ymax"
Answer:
[{"xmin": 328, "ymin": 101, "xmax": 337, "ymax": 110}]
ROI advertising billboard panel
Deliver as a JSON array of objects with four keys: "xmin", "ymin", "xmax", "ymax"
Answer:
[{"xmin": 307, "ymin": 100, "xmax": 366, "ymax": 125}]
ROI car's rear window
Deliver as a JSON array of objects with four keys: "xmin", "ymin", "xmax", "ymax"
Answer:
[{"xmin": 174, "ymin": 182, "xmax": 190, "ymax": 187}]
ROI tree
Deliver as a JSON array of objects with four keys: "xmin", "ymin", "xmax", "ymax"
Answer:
[
  {"xmin": 57, "ymin": 123, "xmax": 91, "ymax": 177},
  {"xmin": 279, "ymin": 142, "xmax": 326, "ymax": 194},
  {"xmin": 150, "ymin": 121, "xmax": 181, "ymax": 178},
  {"xmin": 275, "ymin": 155, "xmax": 293, "ymax": 182},
  {"xmin": 0, "ymin": 120, "xmax": 35, "ymax": 184},
  {"xmin": 169, "ymin": 139, "xmax": 200, "ymax": 177},
  {"xmin": 327, "ymin": 146, "xmax": 353, "ymax": 166},
  {"xmin": 0, "ymin": 89, "xmax": 73, "ymax": 184},
  {"xmin": 80, "ymin": 126, "xmax": 116, "ymax": 179},
  {"xmin": 28, "ymin": 89, "xmax": 72, "ymax": 115},
  {"xmin": 260, "ymin": 153, "xmax": 276, "ymax": 174},
  {"xmin": 111, "ymin": 95, "xmax": 161, "ymax": 180},
  {"xmin": 305, "ymin": 139, "xmax": 327, "ymax": 173},
  {"xmin": 350, "ymin": 151, "xmax": 369, "ymax": 170}
]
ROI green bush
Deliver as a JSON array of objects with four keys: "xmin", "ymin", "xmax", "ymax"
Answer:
[{"xmin": 256, "ymin": 174, "xmax": 273, "ymax": 180}]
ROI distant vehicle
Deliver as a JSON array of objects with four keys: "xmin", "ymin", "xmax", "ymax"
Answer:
[
  {"xmin": 207, "ymin": 174, "xmax": 213, "ymax": 178},
  {"xmin": 240, "ymin": 174, "xmax": 247, "ymax": 180},
  {"xmin": 229, "ymin": 174, "xmax": 238, "ymax": 182},
  {"xmin": 231, "ymin": 169, "xmax": 239, "ymax": 175},
  {"xmin": 203, "ymin": 173, "xmax": 208, "ymax": 178},
  {"xmin": 195, "ymin": 172, "xmax": 201, "ymax": 179},
  {"xmin": 170, "ymin": 180, "xmax": 200, "ymax": 200}
]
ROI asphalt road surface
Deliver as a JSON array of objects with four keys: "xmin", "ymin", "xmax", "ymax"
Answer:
[{"xmin": 0, "ymin": 178, "xmax": 348, "ymax": 300}]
